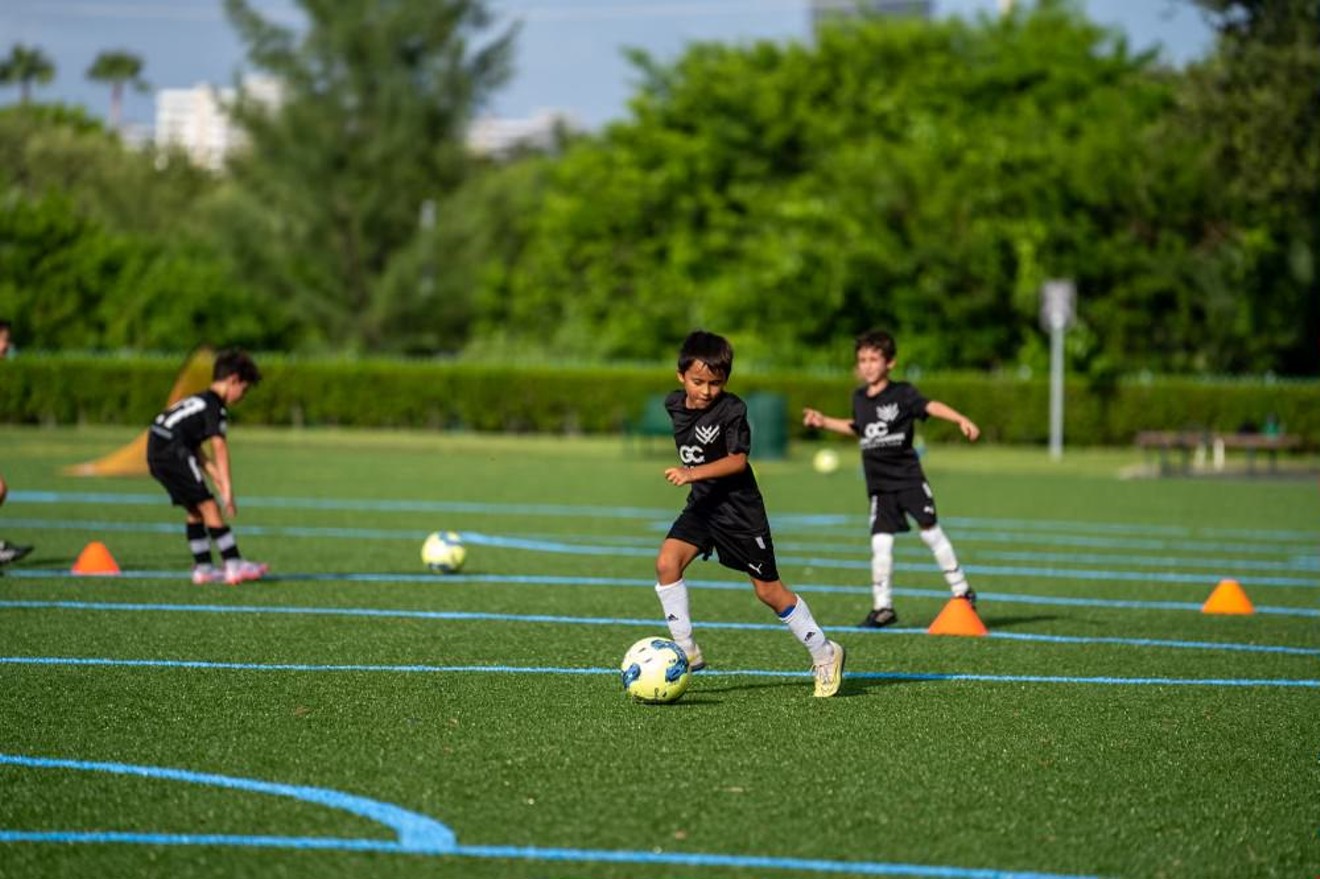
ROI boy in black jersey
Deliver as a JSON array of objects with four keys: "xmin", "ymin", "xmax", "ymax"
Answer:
[
  {"xmin": 655, "ymin": 331, "xmax": 845, "ymax": 697},
  {"xmin": 803, "ymin": 329, "xmax": 980, "ymax": 628},
  {"xmin": 147, "ymin": 349, "xmax": 268, "ymax": 586}
]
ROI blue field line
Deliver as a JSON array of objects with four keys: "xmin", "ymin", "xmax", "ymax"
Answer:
[
  {"xmin": 11, "ymin": 489, "xmax": 1320, "ymax": 556},
  {"xmin": 10, "ymin": 516, "xmax": 1317, "ymax": 577},
  {"xmin": 5, "ymin": 568, "xmax": 1318, "ymax": 617},
  {"xmin": 3, "ymin": 599, "xmax": 1317, "ymax": 657},
  {"xmin": 2, "ymin": 655, "xmax": 1317, "ymax": 688},
  {"xmin": 0, "ymin": 754, "xmax": 1095, "ymax": 879},
  {"xmin": 13, "ymin": 515, "xmax": 1316, "ymax": 588}
]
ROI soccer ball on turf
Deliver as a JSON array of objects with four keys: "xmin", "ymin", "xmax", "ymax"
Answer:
[
  {"xmin": 620, "ymin": 637, "xmax": 691, "ymax": 704},
  {"xmin": 812, "ymin": 448, "xmax": 840, "ymax": 474},
  {"xmin": 421, "ymin": 531, "xmax": 467, "ymax": 573}
]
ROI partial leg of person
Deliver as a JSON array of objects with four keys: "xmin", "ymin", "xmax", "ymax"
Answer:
[
  {"xmin": 655, "ymin": 538, "xmax": 705, "ymax": 670},
  {"xmin": 751, "ymin": 577, "xmax": 844, "ymax": 698},
  {"xmin": 195, "ymin": 499, "xmax": 267, "ymax": 585},
  {"xmin": 863, "ymin": 532, "xmax": 898, "ymax": 627},
  {"xmin": 0, "ymin": 472, "xmax": 34, "ymax": 566},
  {"xmin": 919, "ymin": 524, "xmax": 974, "ymax": 605}
]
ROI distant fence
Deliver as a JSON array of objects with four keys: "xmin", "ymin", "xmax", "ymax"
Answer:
[{"xmin": 1, "ymin": 353, "xmax": 1316, "ymax": 447}]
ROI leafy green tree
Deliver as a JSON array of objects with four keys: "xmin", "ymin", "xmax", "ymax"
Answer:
[
  {"xmin": 86, "ymin": 50, "xmax": 149, "ymax": 130},
  {"xmin": 1179, "ymin": 0, "xmax": 1320, "ymax": 374},
  {"xmin": 0, "ymin": 44, "xmax": 56, "ymax": 103},
  {"xmin": 218, "ymin": 0, "xmax": 517, "ymax": 351}
]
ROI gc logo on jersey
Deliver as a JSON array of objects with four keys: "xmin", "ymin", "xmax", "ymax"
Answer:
[{"xmin": 679, "ymin": 445, "xmax": 705, "ymax": 465}]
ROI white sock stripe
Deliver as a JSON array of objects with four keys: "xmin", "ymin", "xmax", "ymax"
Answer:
[
  {"xmin": 188, "ymin": 539, "xmax": 211, "ymax": 554},
  {"xmin": 213, "ymin": 532, "xmax": 237, "ymax": 552}
]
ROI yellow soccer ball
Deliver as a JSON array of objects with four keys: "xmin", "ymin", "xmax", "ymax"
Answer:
[
  {"xmin": 421, "ymin": 531, "xmax": 467, "ymax": 574},
  {"xmin": 620, "ymin": 637, "xmax": 691, "ymax": 704}
]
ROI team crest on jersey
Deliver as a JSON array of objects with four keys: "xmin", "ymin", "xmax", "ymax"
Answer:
[
  {"xmin": 695, "ymin": 424, "xmax": 721, "ymax": 444},
  {"xmin": 875, "ymin": 403, "xmax": 900, "ymax": 423}
]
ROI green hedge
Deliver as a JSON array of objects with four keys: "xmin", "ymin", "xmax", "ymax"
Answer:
[{"xmin": 1, "ymin": 353, "xmax": 1316, "ymax": 446}]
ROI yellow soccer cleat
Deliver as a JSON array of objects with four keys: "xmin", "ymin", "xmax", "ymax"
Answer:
[{"xmin": 812, "ymin": 640, "xmax": 845, "ymax": 698}]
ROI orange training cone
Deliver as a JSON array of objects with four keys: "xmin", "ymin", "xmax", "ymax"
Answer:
[
  {"xmin": 1201, "ymin": 578, "xmax": 1254, "ymax": 615},
  {"xmin": 927, "ymin": 598, "xmax": 988, "ymax": 637},
  {"xmin": 72, "ymin": 541, "xmax": 121, "ymax": 576}
]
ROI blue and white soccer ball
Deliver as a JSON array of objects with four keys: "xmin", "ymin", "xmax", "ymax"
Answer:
[
  {"xmin": 421, "ymin": 531, "xmax": 467, "ymax": 574},
  {"xmin": 620, "ymin": 637, "xmax": 691, "ymax": 704}
]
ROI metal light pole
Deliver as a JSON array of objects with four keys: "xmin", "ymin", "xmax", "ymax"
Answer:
[{"xmin": 1040, "ymin": 280, "xmax": 1076, "ymax": 461}]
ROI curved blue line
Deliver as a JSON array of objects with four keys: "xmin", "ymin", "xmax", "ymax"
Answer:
[
  {"xmin": 2, "ymin": 600, "xmax": 1316, "ymax": 656},
  {"xmin": 2, "ymin": 657, "xmax": 1315, "ymax": 688},
  {"xmin": 0, "ymin": 754, "xmax": 454, "ymax": 853}
]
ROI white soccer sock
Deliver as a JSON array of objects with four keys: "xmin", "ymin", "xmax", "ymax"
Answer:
[
  {"xmin": 655, "ymin": 579, "xmax": 694, "ymax": 648},
  {"xmin": 920, "ymin": 525, "xmax": 970, "ymax": 596},
  {"xmin": 870, "ymin": 532, "xmax": 895, "ymax": 610},
  {"xmin": 780, "ymin": 596, "xmax": 833, "ymax": 664}
]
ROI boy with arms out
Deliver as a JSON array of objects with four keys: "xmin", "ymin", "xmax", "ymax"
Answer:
[
  {"xmin": 655, "ymin": 331, "xmax": 845, "ymax": 697},
  {"xmin": 147, "ymin": 349, "xmax": 268, "ymax": 585},
  {"xmin": 803, "ymin": 329, "xmax": 979, "ymax": 628}
]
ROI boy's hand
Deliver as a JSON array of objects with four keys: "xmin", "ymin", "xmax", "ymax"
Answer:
[
  {"xmin": 222, "ymin": 494, "xmax": 237, "ymax": 518},
  {"xmin": 802, "ymin": 408, "xmax": 825, "ymax": 429},
  {"xmin": 664, "ymin": 467, "xmax": 692, "ymax": 486},
  {"xmin": 959, "ymin": 419, "xmax": 980, "ymax": 442}
]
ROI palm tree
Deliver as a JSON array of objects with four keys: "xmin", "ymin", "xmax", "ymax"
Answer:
[
  {"xmin": 86, "ymin": 50, "xmax": 149, "ymax": 130},
  {"xmin": 0, "ymin": 44, "xmax": 56, "ymax": 103}
]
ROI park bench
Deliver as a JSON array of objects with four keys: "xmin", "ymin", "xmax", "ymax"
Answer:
[{"xmin": 1135, "ymin": 430, "xmax": 1302, "ymax": 476}]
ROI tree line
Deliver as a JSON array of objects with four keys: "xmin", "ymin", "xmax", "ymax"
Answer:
[{"xmin": 0, "ymin": 0, "xmax": 1316, "ymax": 376}]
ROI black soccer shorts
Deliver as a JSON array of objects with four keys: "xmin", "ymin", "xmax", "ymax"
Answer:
[
  {"xmin": 148, "ymin": 451, "xmax": 214, "ymax": 508},
  {"xmin": 667, "ymin": 509, "xmax": 781, "ymax": 582},
  {"xmin": 869, "ymin": 483, "xmax": 938, "ymax": 534}
]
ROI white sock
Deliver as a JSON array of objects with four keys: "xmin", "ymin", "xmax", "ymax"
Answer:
[
  {"xmin": 870, "ymin": 532, "xmax": 895, "ymax": 610},
  {"xmin": 780, "ymin": 596, "xmax": 832, "ymax": 663},
  {"xmin": 655, "ymin": 579, "xmax": 694, "ymax": 647},
  {"xmin": 920, "ymin": 525, "xmax": 969, "ymax": 596}
]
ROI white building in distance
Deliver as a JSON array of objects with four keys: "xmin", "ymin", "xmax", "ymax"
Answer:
[
  {"xmin": 154, "ymin": 76, "xmax": 282, "ymax": 171},
  {"xmin": 155, "ymin": 74, "xmax": 576, "ymax": 170}
]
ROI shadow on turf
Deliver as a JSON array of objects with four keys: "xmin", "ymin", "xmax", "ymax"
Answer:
[{"xmin": 978, "ymin": 614, "xmax": 1059, "ymax": 629}]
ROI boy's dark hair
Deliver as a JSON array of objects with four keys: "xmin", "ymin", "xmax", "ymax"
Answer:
[
  {"xmin": 855, "ymin": 329, "xmax": 897, "ymax": 361},
  {"xmin": 0, "ymin": 319, "xmax": 11, "ymax": 333},
  {"xmin": 213, "ymin": 349, "xmax": 262, "ymax": 385},
  {"xmin": 677, "ymin": 330, "xmax": 734, "ymax": 379}
]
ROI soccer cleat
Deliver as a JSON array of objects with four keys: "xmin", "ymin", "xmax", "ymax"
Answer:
[
  {"xmin": 860, "ymin": 607, "xmax": 898, "ymax": 628},
  {"xmin": 679, "ymin": 640, "xmax": 706, "ymax": 672},
  {"xmin": 0, "ymin": 540, "xmax": 34, "ymax": 565},
  {"xmin": 224, "ymin": 559, "xmax": 269, "ymax": 585},
  {"xmin": 956, "ymin": 589, "xmax": 978, "ymax": 608},
  {"xmin": 812, "ymin": 640, "xmax": 846, "ymax": 698},
  {"xmin": 0, "ymin": 541, "xmax": 33, "ymax": 564},
  {"xmin": 191, "ymin": 564, "xmax": 222, "ymax": 585}
]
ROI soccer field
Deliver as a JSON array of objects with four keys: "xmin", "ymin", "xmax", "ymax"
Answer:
[{"xmin": 0, "ymin": 426, "xmax": 1317, "ymax": 879}]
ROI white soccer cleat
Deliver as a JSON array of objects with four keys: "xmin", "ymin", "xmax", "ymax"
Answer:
[
  {"xmin": 812, "ymin": 640, "xmax": 846, "ymax": 698},
  {"xmin": 224, "ymin": 559, "xmax": 269, "ymax": 585},
  {"xmin": 680, "ymin": 640, "xmax": 706, "ymax": 672},
  {"xmin": 191, "ymin": 564, "xmax": 222, "ymax": 585}
]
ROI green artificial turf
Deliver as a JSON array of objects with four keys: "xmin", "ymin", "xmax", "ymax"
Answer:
[{"xmin": 0, "ymin": 425, "xmax": 1316, "ymax": 878}]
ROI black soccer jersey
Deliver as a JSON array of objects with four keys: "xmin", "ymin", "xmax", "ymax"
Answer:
[
  {"xmin": 850, "ymin": 381, "xmax": 929, "ymax": 491},
  {"xmin": 147, "ymin": 390, "xmax": 228, "ymax": 459},
  {"xmin": 665, "ymin": 389, "xmax": 770, "ymax": 533}
]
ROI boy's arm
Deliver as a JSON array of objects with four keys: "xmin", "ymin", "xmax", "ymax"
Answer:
[
  {"xmin": 205, "ymin": 436, "xmax": 237, "ymax": 516},
  {"xmin": 802, "ymin": 408, "xmax": 857, "ymax": 437},
  {"xmin": 665, "ymin": 453, "xmax": 748, "ymax": 487},
  {"xmin": 926, "ymin": 401, "xmax": 980, "ymax": 442}
]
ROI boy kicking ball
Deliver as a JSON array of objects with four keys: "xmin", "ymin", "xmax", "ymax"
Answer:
[{"xmin": 653, "ymin": 330, "xmax": 845, "ymax": 697}]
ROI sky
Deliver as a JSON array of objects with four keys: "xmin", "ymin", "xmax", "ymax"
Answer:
[{"xmin": 1, "ymin": 1, "xmax": 1216, "ymax": 131}]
